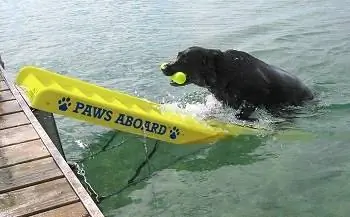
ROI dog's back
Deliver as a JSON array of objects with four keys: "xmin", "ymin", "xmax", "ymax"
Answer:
[
  {"xmin": 215, "ymin": 49, "xmax": 314, "ymax": 108},
  {"xmin": 263, "ymin": 64, "xmax": 314, "ymax": 105}
]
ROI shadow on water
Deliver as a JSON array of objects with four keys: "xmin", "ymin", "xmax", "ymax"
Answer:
[
  {"xmin": 169, "ymin": 135, "xmax": 269, "ymax": 172},
  {"xmin": 73, "ymin": 127, "xmax": 271, "ymax": 211}
]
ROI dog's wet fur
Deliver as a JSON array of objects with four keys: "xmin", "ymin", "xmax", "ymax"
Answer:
[{"xmin": 161, "ymin": 46, "xmax": 314, "ymax": 121}]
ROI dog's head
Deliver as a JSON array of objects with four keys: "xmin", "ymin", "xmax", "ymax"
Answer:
[{"xmin": 160, "ymin": 46, "xmax": 222, "ymax": 87}]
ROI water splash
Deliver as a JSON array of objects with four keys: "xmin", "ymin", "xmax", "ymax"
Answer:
[{"xmin": 159, "ymin": 92, "xmax": 278, "ymax": 131}]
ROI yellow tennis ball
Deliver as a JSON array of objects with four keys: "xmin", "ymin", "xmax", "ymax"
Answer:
[{"xmin": 171, "ymin": 72, "xmax": 186, "ymax": 84}]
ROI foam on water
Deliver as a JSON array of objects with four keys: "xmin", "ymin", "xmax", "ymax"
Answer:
[
  {"xmin": 75, "ymin": 139, "xmax": 89, "ymax": 149},
  {"xmin": 160, "ymin": 94, "xmax": 223, "ymax": 119},
  {"xmin": 160, "ymin": 93, "xmax": 278, "ymax": 130}
]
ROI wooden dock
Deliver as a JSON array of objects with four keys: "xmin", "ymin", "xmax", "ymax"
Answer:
[{"xmin": 0, "ymin": 66, "xmax": 104, "ymax": 216}]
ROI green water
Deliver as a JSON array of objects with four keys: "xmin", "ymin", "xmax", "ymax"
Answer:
[{"xmin": 2, "ymin": 0, "xmax": 350, "ymax": 216}]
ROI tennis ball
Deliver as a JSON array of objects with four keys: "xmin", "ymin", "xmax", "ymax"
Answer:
[{"xmin": 171, "ymin": 72, "xmax": 186, "ymax": 84}]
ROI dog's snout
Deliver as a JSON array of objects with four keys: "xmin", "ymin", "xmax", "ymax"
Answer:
[
  {"xmin": 160, "ymin": 62, "xmax": 175, "ymax": 76},
  {"xmin": 160, "ymin": 63, "xmax": 168, "ymax": 71}
]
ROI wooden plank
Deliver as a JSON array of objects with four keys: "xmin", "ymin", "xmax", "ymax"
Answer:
[
  {"xmin": 0, "ymin": 100, "xmax": 21, "ymax": 116},
  {"xmin": 0, "ymin": 90, "xmax": 15, "ymax": 102},
  {"xmin": 0, "ymin": 124, "xmax": 40, "ymax": 147},
  {"xmin": 0, "ymin": 178, "xmax": 80, "ymax": 217},
  {"xmin": 0, "ymin": 139, "xmax": 50, "ymax": 169},
  {"xmin": 0, "ymin": 81, "xmax": 8, "ymax": 91},
  {"xmin": 0, "ymin": 112, "xmax": 30, "ymax": 130},
  {"xmin": 0, "ymin": 157, "xmax": 64, "ymax": 193},
  {"xmin": 31, "ymin": 202, "xmax": 89, "ymax": 217},
  {"xmin": 8, "ymin": 82, "xmax": 104, "ymax": 216}
]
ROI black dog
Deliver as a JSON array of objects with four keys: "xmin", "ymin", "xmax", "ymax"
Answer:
[{"xmin": 161, "ymin": 46, "xmax": 314, "ymax": 121}]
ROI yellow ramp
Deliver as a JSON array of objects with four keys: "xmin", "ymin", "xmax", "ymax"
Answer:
[{"xmin": 15, "ymin": 66, "xmax": 261, "ymax": 145}]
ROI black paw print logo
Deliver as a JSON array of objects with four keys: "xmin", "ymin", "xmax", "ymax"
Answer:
[
  {"xmin": 169, "ymin": 127, "xmax": 180, "ymax": 139},
  {"xmin": 58, "ymin": 97, "xmax": 71, "ymax": 111}
]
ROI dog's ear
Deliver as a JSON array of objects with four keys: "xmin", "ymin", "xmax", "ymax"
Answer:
[
  {"xmin": 201, "ymin": 49, "xmax": 221, "ymax": 86},
  {"xmin": 202, "ymin": 49, "xmax": 221, "ymax": 65}
]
